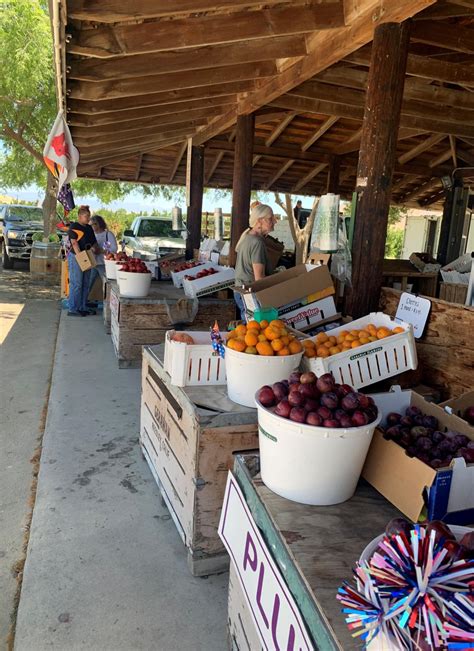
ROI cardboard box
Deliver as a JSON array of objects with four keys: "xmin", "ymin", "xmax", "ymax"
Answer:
[
  {"xmin": 75, "ymin": 249, "xmax": 96, "ymax": 271},
  {"xmin": 409, "ymin": 252, "xmax": 441, "ymax": 273},
  {"xmin": 440, "ymin": 390, "xmax": 474, "ymax": 432},
  {"xmin": 61, "ymin": 260, "xmax": 103, "ymax": 301},
  {"xmin": 363, "ymin": 387, "xmax": 474, "ymax": 525}
]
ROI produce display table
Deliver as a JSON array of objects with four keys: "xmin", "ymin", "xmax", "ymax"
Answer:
[
  {"xmin": 228, "ymin": 453, "xmax": 402, "ymax": 651},
  {"xmin": 140, "ymin": 346, "xmax": 259, "ymax": 576},
  {"xmin": 103, "ymin": 278, "xmax": 112, "ymax": 334},
  {"xmin": 110, "ymin": 281, "xmax": 236, "ymax": 367},
  {"xmin": 382, "ymin": 259, "xmax": 438, "ymax": 297}
]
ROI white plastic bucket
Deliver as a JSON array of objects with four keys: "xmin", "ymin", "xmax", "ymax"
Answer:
[
  {"xmin": 225, "ymin": 346, "xmax": 303, "ymax": 408},
  {"xmin": 117, "ymin": 270, "xmax": 151, "ymax": 298},
  {"xmin": 256, "ymin": 399, "xmax": 382, "ymax": 505},
  {"xmin": 105, "ymin": 259, "xmax": 118, "ymax": 279}
]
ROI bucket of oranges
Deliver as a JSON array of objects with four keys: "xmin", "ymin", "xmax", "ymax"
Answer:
[
  {"xmin": 225, "ymin": 319, "xmax": 304, "ymax": 408},
  {"xmin": 300, "ymin": 312, "xmax": 417, "ymax": 390}
]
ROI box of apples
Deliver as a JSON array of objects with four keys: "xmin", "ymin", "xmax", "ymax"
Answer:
[
  {"xmin": 182, "ymin": 264, "xmax": 235, "ymax": 298},
  {"xmin": 363, "ymin": 386, "xmax": 474, "ymax": 524},
  {"xmin": 171, "ymin": 261, "xmax": 210, "ymax": 288}
]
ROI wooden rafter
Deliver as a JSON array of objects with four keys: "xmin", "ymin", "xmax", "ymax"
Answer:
[
  {"xmin": 69, "ymin": 5, "xmax": 344, "ymax": 58},
  {"xmin": 411, "ymin": 20, "xmax": 474, "ymax": 54},
  {"xmin": 398, "ymin": 133, "xmax": 445, "ymax": 164},
  {"xmin": 292, "ymin": 163, "xmax": 327, "ymax": 192},
  {"xmin": 205, "ymin": 152, "xmax": 225, "ymax": 185},
  {"xmin": 449, "ymin": 135, "xmax": 458, "ymax": 167},
  {"xmin": 400, "ymin": 177, "xmax": 441, "ymax": 203},
  {"xmin": 429, "ymin": 149, "xmax": 453, "ymax": 168},
  {"xmin": 168, "ymin": 142, "xmax": 188, "ymax": 183},
  {"xmin": 265, "ymin": 113, "xmax": 296, "ymax": 147},
  {"xmin": 301, "ymin": 116, "xmax": 338, "ymax": 151},
  {"xmin": 134, "ymin": 154, "xmax": 143, "ymax": 181},
  {"xmin": 264, "ymin": 160, "xmax": 295, "ymax": 190}
]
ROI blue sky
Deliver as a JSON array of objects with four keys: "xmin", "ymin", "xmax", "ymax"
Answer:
[{"xmin": 2, "ymin": 184, "xmax": 313, "ymax": 216}]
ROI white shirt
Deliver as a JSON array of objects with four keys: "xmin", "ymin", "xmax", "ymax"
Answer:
[{"xmin": 95, "ymin": 229, "xmax": 118, "ymax": 265}]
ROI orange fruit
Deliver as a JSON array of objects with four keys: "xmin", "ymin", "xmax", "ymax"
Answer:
[
  {"xmin": 271, "ymin": 338, "xmax": 284, "ymax": 352},
  {"xmin": 358, "ymin": 330, "xmax": 369, "ymax": 340},
  {"xmin": 277, "ymin": 346, "xmax": 290, "ymax": 356},
  {"xmin": 337, "ymin": 334, "xmax": 346, "ymax": 345},
  {"xmin": 304, "ymin": 348, "xmax": 316, "ymax": 358},
  {"xmin": 227, "ymin": 329, "xmax": 237, "ymax": 339},
  {"xmin": 359, "ymin": 337, "xmax": 370, "ymax": 345},
  {"xmin": 392, "ymin": 326, "xmax": 404, "ymax": 334},
  {"xmin": 281, "ymin": 335, "xmax": 290, "ymax": 346},
  {"xmin": 342, "ymin": 341, "xmax": 352, "ymax": 350},
  {"xmin": 280, "ymin": 328, "xmax": 288, "ymax": 338},
  {"xmin": 235, "ymin": 324, "xmax": 247, "ymax": 337},
  {"xmin": 316, "ymin": 346, "xmax": 330, "ymax": 358},
  {"xmin": 328, "ymin": 336, "xmax": 337, "ymax": 345},
  {"xmin": 367, "ymin": 324, "xmax": 377, "ymax": 336},
  {"xmin": 258, "ymin": 333, "xmax": 268, "ymax": 342},
  {"xmin": 230, "ymin": 338, "xmax": 246, "ymax": 352},
  {"xmin": 302, "ymin": 339, "xmax": 315, "ymax": 348},
  {"xmin": 350, "ymin": 329, "xmax": 360, "ymax": 338},
  {"xmin": 269, "ymin": 319, "xmax": 285, "ymax": 329},
  {"xmin": 316, "ymin": 332, "xmax": 328, "ymax": 344},
  {"xmin": 368, "ymin": 336, "xmax": 377, "ymax": 342},
  {"xmin": 376, "ymin": 327, "xmax": 391, "ymax": 339},
  {"xmin": 323, "ymin": 340, "xmax": 333, "ymax": 349},
  {"xmin": 245, "ymin": 346, "xmax": 257, "ymax": 354},
  {"xmin": 351, "ymin": 340, "xmax": 361, "ymax": 349},
  {"xmin": 246, "ymin": 320, "xmax": 260, "ymax": 331},
  {"xmin": 259, "ymin": 320, "xmax": 269, "ymax": 329},
  {"xmin": 256, "ymin": 341, "xmax": 274, "ymax": 356},
  {"xmin": 329, "ymin": 346, "xmax": 341, "ymax": 355},
  {"xmin": 264, "ymin": 326, "xmax": 280, "ymax": 341},
  {"xmin": 289, "ymin": 340, "xmax": 303, "ymax": 354},
  {"xmin": 345, "ymin": 334, "xmax": 356, "ymax": 342},
  {"xmin": 338, "ymin": 330, "xmax": 349, "ymax": 338},
  {"xmin": 244, "ymin": 331, "xmax": 258, "ymax": 347}
]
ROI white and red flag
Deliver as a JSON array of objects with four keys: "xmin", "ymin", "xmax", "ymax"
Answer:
[{"xmin": 43, "ymin": 111, "xmax": 79, "ymax": 191}]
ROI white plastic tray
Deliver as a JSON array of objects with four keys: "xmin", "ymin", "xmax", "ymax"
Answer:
[
  {"xmin": 182, "ymin": 265, "xmax": 235, "ymax": 298},
  {"xmin": 301, "ymin": 312, "xmax": 417, "ymax": 390},
  {"xmin": 164, "ymin": 330, "xmax": 226, "ymax": 387}
]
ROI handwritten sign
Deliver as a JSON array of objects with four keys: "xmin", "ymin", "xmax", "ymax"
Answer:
[
  {"xmin": 395, "ymin": 292, "xmax": 431, "ymax": 339},
  {"xmin": 219, "ymin": 472, "xmax": 314, "ymax": 651}
]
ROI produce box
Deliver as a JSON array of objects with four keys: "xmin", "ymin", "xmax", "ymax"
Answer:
[
  {"xmin": 409, "ymin": 252, "xmax": 441, "ymax": 273},
  {"xmin": 182, "ymin": 264, "xmax": 235, "ymax": 298},
  {"xmin": 440, "ymin": 252, "xmax": 473, "ymax": 284},
  {"xmin": 164, "ymin": 330, "xmax": 226, "ymax": 387},
  {"xmin": 157, "ymin": 252, "xmax": 186, "ymax": 279},
  {"xmin": 439, "ymin": 282, "xmax": 468, "ymax": 305},
  {"xmin": 440, "ymin": 390, "xmax": 474, "ymax": 432},
  {"xmin": 170, "ymin": 261, "xmax": 209, "ymax": 288},
  {"xmin": 301, "ymin": 312, "xmax": 417, "ymax": 390},
  {"xmin": 140, "ymin": 347, "xmax": 258, "ymax": 575},
  {"xmin": 363, "ymin": 387, "xmax": 474, "ymax": 525}
]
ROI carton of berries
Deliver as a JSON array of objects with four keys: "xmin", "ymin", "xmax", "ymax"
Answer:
[{"xmin": 301, "ymin": 312, "xmax": 417, "ymax": 390}]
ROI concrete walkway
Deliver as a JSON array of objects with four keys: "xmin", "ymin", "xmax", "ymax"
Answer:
[
  {"xmin": 0, "ymin": 262, "xmax": 61, "ymax": 647},
  {"xmin": 14, "ymin": 312, "xmax": 228, "ymax": 650}
]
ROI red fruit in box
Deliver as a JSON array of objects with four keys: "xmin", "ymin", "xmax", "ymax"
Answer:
[
  {"xmin": 351, "ymin": 410, "xmax": 369, "ymax": 427},
  {"xmin": 288, "ymin": 391, "xmax": 305, "ymax": 408},
  {"xmin": 320, "ymin": 392, "xmax": 338, "ymax": 410},
  {"xmin": 289, "ymin": 407, "xmax": 307, "ymax": 423},
  {"xmin": 306, "ymin": 412, "xmax": 322, "ymax": 426},
  {"xmin": 300, "ymin": 372, "xmax": 317, "ymax": 384},
  {"xmin": 323, "ymin": 419, "xmax": 340, "ymax": 428},
  {"xmin": 341, "ymin": 393, "xmax": 359, "ymax": 411},
  {"xmin": 289, "ymin": 371, "xmax": 301, "ymax": 385},
  {"xmin": 298, "ymin": 383, "xmax": 315, "ymax": 399},
  {"xmin": 316, "ymin": 373, "xmax": 335, "ymax": 394},
  {"xmin": 275, "ymin": 399, "xmax": 291, "ymax": 419},
  {"xmin": 317, "ymin": 406, "xmax": 332, "ymax": 421},
  {"xmin": 258, "ymin": 386, "xmax": 276, "ymax": 408},
  {"xmin": 304, "ymin": 398, "xmax": 319, "ymax": 412},
  {"xmin": 356, "ymin": 392, "xmax": 371, "ymax": 409},
  {"xmin": 336, "ymin": 384, "xmax": 354, "ymax": 398},
  {"xmin": 272, "ymin": 382, "xmax": 288, "ymax": 401},
  {"xmin": 339, "ymin": 415, "xmax": 353, "ymax": 428}
]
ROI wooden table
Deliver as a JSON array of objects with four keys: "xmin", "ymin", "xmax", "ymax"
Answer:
[
  {"xmin": 229, "ymin": 453, "xmax": 402, "ymax": 651},
  {"xmin": 383, "ymin": 259, "xmax": 438, "ymax": 297},
  {"xmin": 109, "ymin": 280, "xmax": 236, "ymax": 367}
]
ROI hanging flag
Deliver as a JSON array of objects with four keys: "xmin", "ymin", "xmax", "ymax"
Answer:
[
  {"xmin": 43, "ymin": 111, "xmax": 79, "ymax": 191},
  {"xmin": 57, "ymin": 182, "xmax": 75, "ymax": 217}
]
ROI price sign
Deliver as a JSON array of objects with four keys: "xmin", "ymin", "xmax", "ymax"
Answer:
[{"xmin": 395, "ymin": 292, "xmax": 431, "ymax": 339}]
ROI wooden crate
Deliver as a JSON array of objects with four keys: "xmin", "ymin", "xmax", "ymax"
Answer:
[
  {"xmin": 380, "ymin": 287, "xmax": 474, "ymax": 399},
  {"xmin": 439, "ymin": 282, "xmax": 468, "ymax": 305},
  {"xmin": 110, "ymin": 282, "xmax": 236, "ymax": 368},
  {"xmin": 228, "ymin": 563, "xmax": 263, "ymax": 651},
  {"xmin": 140, "ymin": 347, "xmax": 258, "ymax": 576},
  {"xmin": 103, "ymin": 278, "xmax": 112, "ymax": 334}
]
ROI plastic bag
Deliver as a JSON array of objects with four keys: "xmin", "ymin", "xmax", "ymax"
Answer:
[
  {"xmin": 311, "ymin": 193, "xmax": 340, "ymax": 252},
  {"xmin": 330, "ymin": 223, "xmax": 352, "ymax": 286},
  {"xmin": 165, "ymin": 297, "xmax": 199, "ymax": 326}
]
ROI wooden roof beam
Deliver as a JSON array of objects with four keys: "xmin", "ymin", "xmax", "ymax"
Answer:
[
  {"xmin": 398, "ymin": 133, "xmax": 446, "ymax": 164},
  {"xmin": 301, "ymin": 116, "xmax": 339, "ymax": 152},
  {"xmin": 68, "ymin": 5, "xmax": 345, "ymax": 58},
  {"xmin": 265, "ymin": 113, "xmax": 297, "ymax": 147},
  {"xmin": 449, "ymin": 136, "xmax": 458, "ymax": 168},
  {"xmin": 293, "ymin": 163, "xmax": 327, "ymax": 192},
  {"xmin": 264, "ymin": 160, "xmax": 295, "ymax": 190},
  {"xmin": 68, "ymin": 0, "xmax": 343, "ymax": 23},
  {"xmin": 134, "ymin": 154, "xmax": 143, "ymax": 181},
  {"xmin": 193, "ymin": 0, "xmax": 436, "ymax": 145},
  {"xmin": 69, "ymin": 62, "xmax": 277, "ymax": 101},
  {"xmin": 80, "ymin": 131, "xmax": 198, "ymax": 162},
  {"xmin": 415, "ymin": 2, "xmax": 474, "ymax": 19},
  {"xmin": 205, "ymin": 152, "xmax": 225, "ymax": 185},
  {"xmin": 168, "ymin": 142, "xmax": 188, "ymax": 183},
  {"xmin": 411, "ymin": 20, "xmax": 474, "ymax": 54},
  {"xmin": 399, "ymin": 177, "xmax": 441, "ymax": 202},
  {"xmin": 429, "ymin": 149, "xmax": 453, "ymax": 168}
]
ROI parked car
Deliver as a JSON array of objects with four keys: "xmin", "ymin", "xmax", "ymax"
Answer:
[
  {"xmin": 122, "ymin": 216, "xmax": 186, "ymax": 258},
  {"xmin": 0, "ymin": 204, "xmax": 46, "ymax": 269}
]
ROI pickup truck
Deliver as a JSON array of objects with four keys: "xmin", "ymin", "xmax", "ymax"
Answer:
[
  {"xmin": 122, "ymin": 216, "xmax": 186, "ymax": 258},
  {"xmin": 0, "ymin": 204, "xmax": 45, "ymax": 269}
]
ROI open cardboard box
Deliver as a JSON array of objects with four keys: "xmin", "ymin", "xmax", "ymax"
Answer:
[
  {"xmin": 440, "ymin": 390, "xmax": 474, "ymax": 433},
  {"xmin": 235, "ymin": 264, "xmax": 337, "ymax": 329},
  {"xmin": 363, "ymin": 386, "xmax": 474, "ymax": 525}
]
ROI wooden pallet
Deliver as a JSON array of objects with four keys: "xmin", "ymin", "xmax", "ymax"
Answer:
[
  {"xmin": 140, "ymin": 347, "xmax": 258, "ymax": 576},
  {"xmin": 110, "ymin": 281, "xmax": 236, "ymax": 368},
  {"xmin": 439, "ymin": 282, "xmax": 468, "ymax": 305}
]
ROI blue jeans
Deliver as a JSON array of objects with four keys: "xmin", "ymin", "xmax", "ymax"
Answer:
[
  {"xmin": 68, "ymin": 252, "xmax": 91, "ymax": 313},
  {"xmin": 233, "ymin": 291, "xmax": 247, "ymax": 322},
  {"xmin": 88, "ymin": 264, "xmax": 105, "ymax": 293}
]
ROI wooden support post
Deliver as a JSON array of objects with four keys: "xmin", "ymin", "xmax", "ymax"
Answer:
[
  {"xmin": 230, "ymin": 114, "xmax": 255, "ymax": 266},
  {"xmin": 348, "ymin": 22, "xmax": 410, "ymax": 318},
  {"xmin": 326, "ymin": 156, "xmax": 341, "ymax": 194},
  {"xmin": 186, "ymin": 143, "xmax": 204, "ymax": 259}
]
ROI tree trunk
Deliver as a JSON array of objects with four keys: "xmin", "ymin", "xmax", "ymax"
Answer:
[
  {"xmin": 275, "ymin": 192, "xmax": 319, "ymax": 264},
  {"xmin": 42, "ymin": 171, "xmax": 58, "ymax": 237}
]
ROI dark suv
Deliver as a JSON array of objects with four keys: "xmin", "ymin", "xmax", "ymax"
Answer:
[{"xmin": 0, "ymin": 205, "xmax": 44, "ymax": 269}]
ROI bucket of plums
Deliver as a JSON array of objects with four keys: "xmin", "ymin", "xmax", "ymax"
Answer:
[
  {"xmin": 116, "ymin": 258, "xmax": 152, "ymax": 298},
  {"xmin": 338, "ymin": 517, "xmax": 473, "ymax": 650},
  {"xmin": 255, "ymin": 371, "xmax": 381, "ymax": 506},
  {"xmin": 105, "ymin": 252, "xmax": 129, "ymax": 280}
]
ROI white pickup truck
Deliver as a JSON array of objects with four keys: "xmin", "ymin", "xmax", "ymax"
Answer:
[{"xmin": 122, "ymin": 216, "xmax": 186, "ymax": 258}]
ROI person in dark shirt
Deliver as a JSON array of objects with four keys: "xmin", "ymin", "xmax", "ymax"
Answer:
[
  {"xmin": 293, "ymin": 200, "xmax": 303, "ymax": 226},
  {"xmin": 67, "ymin": 205, "xmax": 99, "ymax": 316}
]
